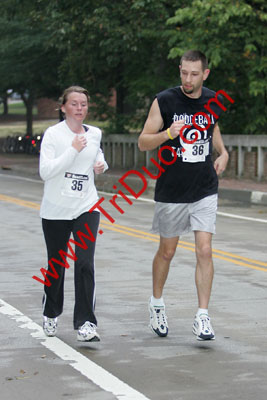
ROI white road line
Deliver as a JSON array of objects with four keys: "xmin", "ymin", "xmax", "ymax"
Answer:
[
  {"xmin": 99, "ymin": 191, "xmax": 267, "ymax": 224},
  {"xmin": 0, "ymin": 298, "xmax": 151, "ymax": 400},
  {"xmin": 216, "ymin": 211, "xmax": 267, "ymax": 223},
  {"xmin": 99, "ymin": 191, "xmax": 154, "ymax": 203},
  {"xmin": 0, "ymin": 172, "xmax": 42, "ymax": 183},
  {"xmin": 1, "ymin": 174, "xmax": 266, "ymax": 224}
]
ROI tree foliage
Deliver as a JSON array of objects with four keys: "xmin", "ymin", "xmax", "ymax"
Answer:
[
  {"xmin": 0, "ymin": 0, "xmax": 62, "ymax": 134},
  {"xmin": 167, "ymin": 0, "xmax": 267, "ymax": 134},
  {"xmin": 0, "ymin": 0, "xmax": 265, "ymax": 134},
  {"xmin": 32, "ymin": 0, "xmax": 181, "ymax": 132}
]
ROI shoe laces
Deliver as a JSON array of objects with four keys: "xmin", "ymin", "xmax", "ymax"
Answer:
[
  {"xmin": 46, "ymin": 317, "xmax": 57, "ymax": 328},
  {"xmin": 80, "ymin": 321, "xmax": 96, "ymax": 333},
  {"xmin": 199, "ymin": 314, "xmax": 212, "ymax": 333},
  {"xmin": 155, "ymin": 307, "xmax": 167, "ymax": 325}
]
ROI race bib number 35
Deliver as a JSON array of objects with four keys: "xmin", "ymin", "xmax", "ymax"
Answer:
[{"xmin": 61, "ymin": 172, "xmax": 89, "ymax": 198}]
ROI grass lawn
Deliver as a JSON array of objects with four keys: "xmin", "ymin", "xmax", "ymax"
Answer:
[
  {"xmin": 0, "ymin": 120, "xmax": 58, "ymax": 138},
  {"xmin": 0, "ymin": 101, "xmax": 37, "ymax": 115},
  {"xmin": 0, "ymin": 101, "xmax": 108, "ymax": 138}
]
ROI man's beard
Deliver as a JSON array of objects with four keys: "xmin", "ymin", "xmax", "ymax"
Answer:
[{"xmin": 183, "ymin": 86, "xmax": 194, "ymax": 94}]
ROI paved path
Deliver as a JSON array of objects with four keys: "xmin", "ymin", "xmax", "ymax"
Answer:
[
  {"xmin": 0, "ymin": 153, "xmax": 267, "ymax": 205},
  {"xmin": 0, "ymin": 169, "xmax": 267, "ymax": 400}
]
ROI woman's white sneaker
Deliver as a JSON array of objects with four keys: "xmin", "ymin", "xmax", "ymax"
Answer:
[
  {"xmin": 43, "ymin": 316, "xmax": 58, "ymax": 337},
  {"xmin": 192, "ymin": 314, "xmax": 215, "ymax": 340},
  {"xmin": 77, "ymin": 321, "xmax": 100, "ymax": 342}
]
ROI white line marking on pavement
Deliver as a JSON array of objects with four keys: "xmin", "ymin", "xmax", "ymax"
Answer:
[
  {"xmin": 99, "ymin": 191, "xmax": 267, "ymax": 224},
  {"xmin": 0, "ymin": 299, "xmax": 151, "ymax": 400},
  {"xmin": 0, "ymin": 172, "xmax": 42, "ymax": 183},
  {"xmin": 216, "ymin": 211, "xmax": 267, "ymax": 224},
  {"xmin": 0, "ymin": 174, "xmax": 266, "ymax": 224}
]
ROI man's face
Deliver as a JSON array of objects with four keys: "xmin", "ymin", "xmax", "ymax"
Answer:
[{"xmin": 179, "ymin": 60, "xmax": 210, "ymax": 97}]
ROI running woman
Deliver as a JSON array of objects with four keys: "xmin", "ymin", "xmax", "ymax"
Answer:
[
  {"xmin": 40, "ymin": 86, "xmax": 108, "ymax": 342},
  {"xmin": 138, "ymin": 50, "xmax": 229, "ymax": 340}
]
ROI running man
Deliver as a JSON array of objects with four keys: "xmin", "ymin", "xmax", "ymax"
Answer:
[{"xmin": 138, "ymin": 50, "xmax": 229, "ymax": 340}]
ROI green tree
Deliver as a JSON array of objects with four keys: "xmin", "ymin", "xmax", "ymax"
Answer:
[
  {"xmin": 0, "ymin": 90, "xmax": 9, "ymax": 116},
  {"xmin": 33, "ymin": 0, "xmax": 182, "ymax": 133},
  {"xmin": 167, "ymin": 0, "xmax": 267, "ymax": 134},
  {"xmin": 0, "ymin": 0, "xmax": 62, "ymax": 134}
]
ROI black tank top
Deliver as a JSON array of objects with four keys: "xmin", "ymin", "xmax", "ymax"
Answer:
[{"xmin": 154, "ymin": 86, "xmax": 224, "ymax": 203}]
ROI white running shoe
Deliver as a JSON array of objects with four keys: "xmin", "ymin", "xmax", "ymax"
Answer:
[
  {"xmin": 43, "ymin": 316, "xmax": 58, "ymax": 337},
  {"xmin": 149, "ymin": 301, "xmax": 168, "ymax": 337},
  {"xmin": 192, "ymin": 314, "xmax": 215, "ymax": 341},
  {"xmin": 77, "ymin": 321, "xmax": 100, "ymax": 342}
]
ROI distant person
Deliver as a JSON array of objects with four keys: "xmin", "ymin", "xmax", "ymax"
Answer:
[
  {"xmin": 138, "ymin": 50, "xmax": 229, "ymax": 340},
  {"xmin": 39, "ymin": 86, "xmax": 108, "ymax": 342}
]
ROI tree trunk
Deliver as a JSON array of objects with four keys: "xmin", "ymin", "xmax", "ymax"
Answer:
[
  {"xmin": 2, "ymin": 94, "xmax": 8, "ymax": 115},
  {"xmin": 115, "ymin": 84, "xmax": 125, "ymax": 133},
  {"xmin": 21, "ymin": 92, "xmax": 34, "ymax": 136},
  {"xmin": 115, "ymin": 63, "xmax": 126, "ymax": 133}
]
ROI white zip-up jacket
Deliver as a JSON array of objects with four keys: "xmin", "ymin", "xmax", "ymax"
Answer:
[{"xmin": 39, "ymin": 120, "xmax": 108, "ymax": 220}]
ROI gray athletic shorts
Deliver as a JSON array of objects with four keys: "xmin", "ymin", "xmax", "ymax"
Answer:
[{"xmin": 152, "ymin": 194, "xmax": 218, "ymax": 238}]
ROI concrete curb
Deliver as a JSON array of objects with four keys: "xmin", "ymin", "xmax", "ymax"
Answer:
[
  {"xmin": 218, "ymin": 188, "xmax": 267, "ymax": 206},
  {"xmin": 1, "ymin": 155, "xmax": 267, "ymax": 206},
  {"xmin": 95, "ymin": 171, "xmax": 156, "ymax": 198},
  {"xmin": 96, "ymin": 172, "xmax": 267, "ymax": 206}
]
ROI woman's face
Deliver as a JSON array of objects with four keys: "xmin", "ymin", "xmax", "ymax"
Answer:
[{"xmin": 61, "ymin": 92, "xmax": 88, "ymax": 123}]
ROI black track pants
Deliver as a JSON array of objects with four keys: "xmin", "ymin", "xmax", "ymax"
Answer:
[{"xmin": 42, "ymin": 211, "xmax": 100, "ymax": 329}]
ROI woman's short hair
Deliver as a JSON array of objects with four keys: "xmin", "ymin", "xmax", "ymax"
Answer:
[{"xmin": 59, "ymin": 86, "xmax": 90, "ymax": 105}]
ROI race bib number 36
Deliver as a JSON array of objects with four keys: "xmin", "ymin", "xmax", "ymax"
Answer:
[
  {"xmin": 182, "ymin": 140, "xmax": 209, "ymax": 163},
  {"xmin": 61, "ymin": 172, "xmax": 89, "ymax": 198}
]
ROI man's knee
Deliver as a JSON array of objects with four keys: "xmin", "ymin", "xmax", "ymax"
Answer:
[
  {"xmin": 196, "ymin": 243, "xmax": 212, "ymax": 261},
  {"xmin": 159, "ymin": 246, "xmax": 177, "ymax": 262}
]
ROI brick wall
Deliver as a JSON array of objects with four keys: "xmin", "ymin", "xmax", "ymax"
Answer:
[
  {"xmin": 223, "ymin": 149, "xmax": 237, "ymax": 179},
  {"xmin": 244, "ymin": 150, "xmax": 257, "ymax": 179},
  {"xmin": 36, "ymin": 98, "xmax": 59, "ymax": 119},
  {"xmin": 218, "ymin": 148, "xmax": 266, "ymax": 181}
]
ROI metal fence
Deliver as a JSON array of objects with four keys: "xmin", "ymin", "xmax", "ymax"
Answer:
[{"xmin": 102, "ymin": 134, "xmax": 267, "ymax": 181}]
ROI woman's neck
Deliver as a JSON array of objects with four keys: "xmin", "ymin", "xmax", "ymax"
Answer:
[{"xmin": 65, "ymin": 119, "xmax": 85, "ymax": 134}]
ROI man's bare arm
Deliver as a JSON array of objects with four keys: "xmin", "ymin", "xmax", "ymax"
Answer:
[
  {"xmin": 212, "ymin": 123, "xmax": 229, "ymax": 175},
  {"xmin": 138, "ymin": 99, "xmax": 184, "ymax": 151},
  {"xmin": 138, "ymin": 99, "xmax": 167, "ymax": 151}
]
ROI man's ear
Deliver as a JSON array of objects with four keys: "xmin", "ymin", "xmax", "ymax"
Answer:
[{"xmin": 203, "ymin": 69, "xmax": 210, "ymax": 81}]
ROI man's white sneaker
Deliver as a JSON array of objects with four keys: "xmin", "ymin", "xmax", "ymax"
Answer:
[
  {"xmin": 192, "ymin": 314, "xmax": 215, "ymax": 341},
  {"xmin": 149, "ymin": 301, "xmax": 168, "ymax": 337},
  {"xmin": 43, "ymin": 316, "xmax": 58, "ymax": 337},
  {"xmin": 77, "ymin": 321, "xmax": 100, "ymax": 342}
]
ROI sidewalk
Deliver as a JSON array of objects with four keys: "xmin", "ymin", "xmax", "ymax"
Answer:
[{"xmin": 1, "ymin": 153, "xmax": 267, "ymax": 205}]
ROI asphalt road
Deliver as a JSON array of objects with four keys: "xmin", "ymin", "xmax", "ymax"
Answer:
[{"xmin": 0, "ymin": 170, "xmax": 267, "ymax": 400}]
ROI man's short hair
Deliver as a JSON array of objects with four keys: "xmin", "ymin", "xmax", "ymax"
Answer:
[{"xmin": 180, "ymin": 50, "xmax": 208, "ymax": 71}]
